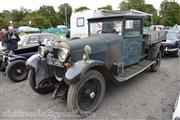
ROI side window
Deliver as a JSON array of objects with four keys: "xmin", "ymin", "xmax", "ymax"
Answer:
[
  {"xmin": 124, "ymin": 19, "xmax": 142, "ymax": 36},
  {"xmin": 77, "ymin": 17, "xmax": 84, "ymax": 27},
  {"xmin": 27, "ymin": 35, "xmax": 39, "ymax": 44}
]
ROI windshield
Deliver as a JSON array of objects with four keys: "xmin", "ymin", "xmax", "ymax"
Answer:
[
  {"xmin": 89, "ymin": 20, "xmax": 122, "ymax": 35},
  {"xmin": 18, "ymin": 35, "xmax": 28, "ymax": 45},
  {"xmin": 166, "ymin": 32, "xmax": 179, "ymax": 40}
]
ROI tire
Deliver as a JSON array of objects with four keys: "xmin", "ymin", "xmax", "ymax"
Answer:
[
  {"xmin": 6, "ymin": 60, "xmax": 28, "ymax": 82},
  {"xmin": 28, "ymin": 69, "xmax": 54, "ymax": 94},
  {"xmin": 173, "ymin": 50, "xmax": 179, "ymax": 57},
  {"xmin": 0, "ymin": 57, "xmax": 3, "ymax": 71},
  {"xmin": 67, "ymin": 70, "xmax": 105, "ymax": 118},
  {"xmin": 150, "ymin": 50, "xmax": 161, "ymax": 72}
]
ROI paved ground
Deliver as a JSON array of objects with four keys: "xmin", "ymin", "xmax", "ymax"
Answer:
[{"xmin": 0, "ymin": 56, "xmax": 180, "ymax": 120}]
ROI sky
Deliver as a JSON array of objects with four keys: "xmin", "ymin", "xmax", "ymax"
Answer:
[{"xmin": 0, "ymin": 0, "xmax": 179, "ymax": 12}]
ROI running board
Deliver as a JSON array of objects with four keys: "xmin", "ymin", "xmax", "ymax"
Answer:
[{"xmin": 114, "ymin": 60, "xmax": 155, "ymax": 82}]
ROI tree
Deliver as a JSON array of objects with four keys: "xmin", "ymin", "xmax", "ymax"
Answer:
[
  {"xmin": 119, "ymin": 0, "xmax": 159, "ymax": 25},
  {"xmin": 58, "ymin": 3, "xmax": 72, "ymax": 27},
  {"xmin": 74, "ymin": 6, "xmax": 90, "ymax": 12},
  {"xmin": 98, "ymin": 5, "xmax": 113, "ymax": 10},
  {"xmin": 143, "ymin": 4, "xmax": 157, "ymax": 16},
  {"xmin": 119, "ymin": 0, "xmax": 145, "ymax": 11},
  {"xmin": 159, "ymin": 0, "xmax": 180, "ymax": 26},
  {"xmin": 1, "ymin": 10, "xmax": 13, "ymax": 23},
  {"xmin": 32, "ymin": 16, "xmax": 51, "ymax": 29},
  {"xmin": 0, "ymin": 18, "xmax": 8, "ymax": 29},
  {"xmin": 37, "ymin": 5, "xmax": 58, "ymax": 27}
]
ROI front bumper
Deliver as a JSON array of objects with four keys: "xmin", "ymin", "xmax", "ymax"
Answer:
[{"xmin": 164, "ymin": 47, "xmax": 178, "ymax": 52}]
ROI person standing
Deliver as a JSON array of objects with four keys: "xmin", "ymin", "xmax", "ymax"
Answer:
[{"xmin": 3, "ymin": 26, "xmax": 20, "ymax": 51}]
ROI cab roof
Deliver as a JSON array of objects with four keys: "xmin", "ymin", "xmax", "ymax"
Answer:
[{"xmin": 88, "ymin": 14, "xmax": 147, "ymax": 22}]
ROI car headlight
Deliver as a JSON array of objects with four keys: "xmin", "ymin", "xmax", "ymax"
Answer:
[
  {"xmin": 58, "ymin": 48, "xmax": 69, "ymax": 62},
  {"xmin": 38, "ymin": 46, "xmax": 48, "ymax": 57}
]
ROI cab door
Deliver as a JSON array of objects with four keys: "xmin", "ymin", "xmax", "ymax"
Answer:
[{"xmin": 122, "ymin": 19, "xmax": 143, "ymax": 66}]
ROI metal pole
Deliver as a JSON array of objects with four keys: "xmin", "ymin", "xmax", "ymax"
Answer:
[{"xmin": 65, "ymin": 4, "xmax": 67, "ymax": 27}]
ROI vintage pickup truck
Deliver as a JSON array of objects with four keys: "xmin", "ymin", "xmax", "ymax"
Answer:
[{"xmin": 26, "ymin": 14, "xmax": 166, "ymax": 117}]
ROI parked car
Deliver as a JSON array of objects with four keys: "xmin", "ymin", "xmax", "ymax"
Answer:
[
  {"xmin": 18, "ymin": 33, "xmax": 57, "ymax": 46},
  {"xmin": 27, "ymin": 14, "xmax": 164, "ymax": 117},
  {"xmin": 161, "ymin": 29, "xmax": 180, "ymax": 57},
  {"xmin": 173, "ymin": 92, "xmax": 180, "ymax": 120},
  {"xmin": 0, "ymin": 33, "xmax": 58, "ymax": 82}
]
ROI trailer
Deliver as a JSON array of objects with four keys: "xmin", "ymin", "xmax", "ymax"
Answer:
[{"xmin": 70, "ymin": 10, "xmax": 122, "ymax": 39}]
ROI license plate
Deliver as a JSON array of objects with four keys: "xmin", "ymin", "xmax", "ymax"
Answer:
[{"xmin": 47, "ymin": 58, "xmax": 63, "ymax": 67}]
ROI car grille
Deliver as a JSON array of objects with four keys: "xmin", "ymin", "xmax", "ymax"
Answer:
[{"xmin": 53, "ymin": 48, "xmax": 59, "ymax": 59}]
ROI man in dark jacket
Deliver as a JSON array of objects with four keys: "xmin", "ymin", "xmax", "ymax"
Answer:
[{"xmin": 3, "ymin": 26, "xmax": 20, "ymax": 51}]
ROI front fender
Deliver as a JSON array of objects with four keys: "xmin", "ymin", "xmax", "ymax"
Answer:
[
  {"xmin": 9, "ymin": 55, "xmax": 27, "ymax": 62},
  {"xmin": 26, "ymin": 54, "xmax": 54, "ymax": 85},
  {"xmin": 65, "ymin": 60, "xmax": 106, "ymax": 85},
  {"xmin": 26, "ymin": 54, "xmax": 41, "ymax": 72}
]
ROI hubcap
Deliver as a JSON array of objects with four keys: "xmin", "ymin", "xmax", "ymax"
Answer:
[
  {"xmin": 89, "ymin": 92, "xmax": 95, "ymax": 99},
  {"xmin": 17, "ymin": 69, "xmax": 22, "ymax": 74}
]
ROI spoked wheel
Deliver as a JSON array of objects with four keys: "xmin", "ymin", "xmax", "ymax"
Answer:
[
  {"xmin": 29, "ymin": 68, "xmax": 55, "ymax": 94},
  {"xmin": 151, "ymin": 50, "xmax": 161, "ymax": 72},
  {"xmin": 6, "ymin": 60, "xmax": 28, "ymax": 82},
  {"xmin": 67, "ymin": 70, "xmax": 105, "ymax": 118}
]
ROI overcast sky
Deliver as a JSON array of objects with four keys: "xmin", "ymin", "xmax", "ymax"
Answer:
[{"xmin": 0, "ymin": 0, "xmax": 179, "ymax": 12}]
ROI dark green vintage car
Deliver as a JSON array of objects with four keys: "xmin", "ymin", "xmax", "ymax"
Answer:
[
  {"xmin": 0, "ymin": 33, "xmax": 58, "ymax": 82},
  {"xmin": 26, "ymin": 14, "xmax": 164, "ymax": 117}
]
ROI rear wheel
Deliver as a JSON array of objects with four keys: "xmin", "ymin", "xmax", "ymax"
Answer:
[
  {"xmin": 67, "ymin": 70, "xmax": 105, "ymax": 118},
  {"xmin": 150, "ymin": 50, "xmax": 161, "ymax": 72},
  {"xmin": 6, "ymin": 60, "xmax": 28, "ymax": 82},
  {"xmin": 28, "ymin": 69, "xmax": 54, "ymax": 94}
]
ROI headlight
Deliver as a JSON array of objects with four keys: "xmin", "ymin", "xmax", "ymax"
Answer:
[
  {"xmin": 58, "ymin": 48, "xmax": 69, "ymax": 62},
  {"xmin": 38, "ymin": 46, "xmax": 48, "ymax": 57}
]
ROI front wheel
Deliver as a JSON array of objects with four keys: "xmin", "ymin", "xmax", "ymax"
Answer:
[
  {"xmin": 173, "ymin": 49, "xmax": 179, "ymax": 57},
  {"xmin": 67, "ymin": 70, "xmax": 105, "ymax": 118},
  {"xmin": 150, "ymin": 50, "xmax": 161, "ymax": 72},
  {"xmin": 6, "ymin": 60, "xmax": 28, "ymax": 82},
  {"xmin": 28, "ymin": 69, "xmax": 55, "ymax": 94}
]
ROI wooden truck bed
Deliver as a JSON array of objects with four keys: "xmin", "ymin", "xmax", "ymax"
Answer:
[{"xmin": 143, "ymin": 31, "xmax": 167, "ymax": 45}]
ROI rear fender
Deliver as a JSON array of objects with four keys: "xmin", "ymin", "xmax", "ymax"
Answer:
[{"xmin": 64, "ymin": 60, "xmax": 108, "ymax": 85}]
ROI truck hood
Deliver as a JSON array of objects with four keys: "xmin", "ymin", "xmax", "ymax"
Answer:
[{"xmin": 53, "ymin": 34, "xmax": 122, "ymax": 63}]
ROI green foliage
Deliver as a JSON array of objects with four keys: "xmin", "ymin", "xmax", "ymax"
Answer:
[
  {"xmin": 74, "ymin": 6, "xmax": 90, "ymax": 12},
  {"xmin": 58, "ymin": 3, "xmax": 72, "ymax": 27},
  {"xmin": 119, "ymin": 0, "xmax": 145, "ymax": 11},
  {"xmin": 98, "ymin": 5, "xmax": 112, "ymax": 10},
  {"xmin": 159, "ymin": 0, "xmax": 180, "ymax": 26},
  {"xmin": 0, "ymin": 18, "xmax": 8, "ymax": 29},
  {"xmin": 37, "ymin": 5, "xmax": 58, "ymax": 27},
  {"xmin": 32, "ymin": 16, "xmax": 51, "ymax": 29},
  {"xmin": 143, "ymin": 4, "xmax": 157, "ymax": 16}
]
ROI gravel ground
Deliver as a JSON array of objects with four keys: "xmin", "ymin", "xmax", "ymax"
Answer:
[{"xmin": 0, "ymin": 56, "xmax": 180, "ymax": 120}]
